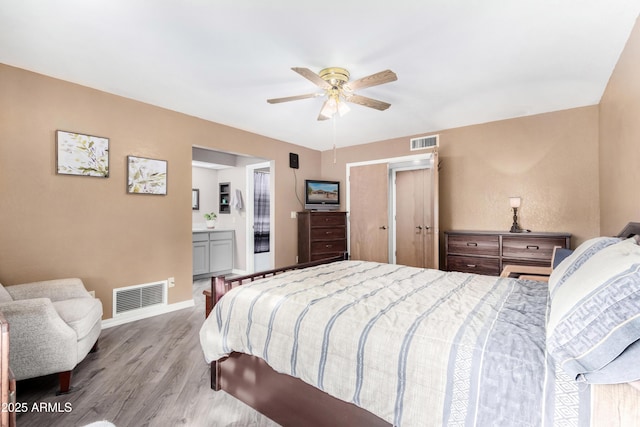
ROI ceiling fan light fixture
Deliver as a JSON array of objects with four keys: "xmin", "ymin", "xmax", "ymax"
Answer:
[
  {"xmin": 337, "ymin": 98, "xmax": 350, "ymax": 117},
  {"xmin": 268, "ymin": 66, "xmax": 396, "ymax": 121},
  {"xmin": 319, "ymin": 95, "xmax": 338, "ymax": 120},
  {"xmin": 326, "ymin": 100, "xmax": 338, "ymax": 117},
  {"xmin": 319, "ymin": 93, "xmax": 351, "ymax": 120},
  {"xmin": 319, "ymin": 67, "xmax": 350, "ymax": 87}
]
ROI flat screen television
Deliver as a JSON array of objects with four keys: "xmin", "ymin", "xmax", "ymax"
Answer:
[{"xmin": 304, "ymin": 179, "xmax": 340, "ymax": 211}]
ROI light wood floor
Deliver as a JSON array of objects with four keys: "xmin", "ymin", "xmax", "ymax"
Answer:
[{"xmin": 15, "ymin": 280, "xmax": 280, "ymax": 427}]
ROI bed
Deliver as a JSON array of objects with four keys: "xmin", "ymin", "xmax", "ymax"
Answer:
[{"xmin": 199, "ymin": 224, "xmax": 640, "ymax": 426}]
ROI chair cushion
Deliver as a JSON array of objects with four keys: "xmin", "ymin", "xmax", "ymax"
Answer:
[
  {"xmin": 0, "ymin": 284, "xmax": 12, "ymax": 303},
  {"xmin": 52, "ymin": 297, "xmax": 102, "ymax": 340},
  {"xmin": 7, "ymin": 278, "xmax": 89, "ymax": 302}
]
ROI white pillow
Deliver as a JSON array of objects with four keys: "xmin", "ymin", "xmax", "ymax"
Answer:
[{"xmin": 548, "ymin": 236, "xmax": 621, "ymax": 298}]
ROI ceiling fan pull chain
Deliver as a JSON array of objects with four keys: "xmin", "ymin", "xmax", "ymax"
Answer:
[{"xmin": 332, "ymin": 115, "xmax": 337, "ymax": 164}]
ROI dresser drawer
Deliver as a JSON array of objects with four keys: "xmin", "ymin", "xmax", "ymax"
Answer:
[
  {"xmin": 311, "ymin": 227, "xmax": 346, "ymax": 240},
  {"xmin": 502, "ymin": 236, "xmax": 567, "ymax": 262},
  {"xmin": 447, "ymin": 235, "xmax": 500, "ymax": 257},
  {"xmin": 447, "ymin": 255, "xmax": 500, "ymax": 276},
  {"xmin": 310, "ymin": 252, "xmax": 345, "ymax": 262},
  {"xmin": 311, "ymin": 239, "xmax": 347, "ymax": 254},
  {"xmin": 310, "ymin": 213, "xmax": 346, "ymax": 227},
  {"xmin": 501, "ymin": 257, "xmax": 551, "ymax": 268}
]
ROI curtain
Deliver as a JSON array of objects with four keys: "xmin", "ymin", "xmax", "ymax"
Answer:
[{"xmin": 254, "ymin": 171, "xmax": 270, "ymax": 253}]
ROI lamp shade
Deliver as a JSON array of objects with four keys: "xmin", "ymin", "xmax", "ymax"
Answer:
[
  {"xmin": 509, "ymin": 197, "xmax": 521, "ymax": 208},
  {"xmin": 337, "ymin": 100, "xmax": 350, "ymax": 117}
]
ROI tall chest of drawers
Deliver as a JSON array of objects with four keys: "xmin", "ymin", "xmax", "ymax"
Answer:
[
  {"xmin": 298, "ymin": 211, "xmax": 347, "ymax": 263},
  {"xmin": 444, "ymin": 230, "xmax": 571, "ymax": 276}
]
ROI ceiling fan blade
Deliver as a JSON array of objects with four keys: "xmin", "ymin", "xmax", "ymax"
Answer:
[
  {"xmin": 345, "ymin": 69, "xmax": 397, "ymax": 91},
  {"xmin": 317, "ymin": 99, "xmax": 332, "ymax": 121},
  {"xmin": 346, "ymin": 94, "xmax": 391, "ymax": 111},
  {"xmin": 267, "ymin": 93, "xmax": 323, "ymax": 104},
  {"xmin": 292, "ymin": 67, "xmax": 331, "ymax": 90}
]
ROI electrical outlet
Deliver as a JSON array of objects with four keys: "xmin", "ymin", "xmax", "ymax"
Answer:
[
  {"xmin": 291, "ymin": 211, "xmax": 297, "ymax": 219},
  {"xmin": 168, "ymin": 277, "xmax": 175, "ymax": 288},
  {"xmin": 88, "ymin": 290, "xmax": 95, "ymax": 298}
]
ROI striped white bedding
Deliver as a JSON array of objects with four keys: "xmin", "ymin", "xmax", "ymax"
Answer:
[{"xmin": 199, "ymin": 260, "xmax": 591, "ymax": 426}]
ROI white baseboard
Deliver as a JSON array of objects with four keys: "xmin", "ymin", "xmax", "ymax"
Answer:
[{"xmin": 101, "ymin": 299, "xmax": 195, "ymax": 329}]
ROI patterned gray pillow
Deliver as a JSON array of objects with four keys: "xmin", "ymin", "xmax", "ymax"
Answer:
[{"xmin": 547, "ymin": 237, "xmax": 640, "ymax": 383}]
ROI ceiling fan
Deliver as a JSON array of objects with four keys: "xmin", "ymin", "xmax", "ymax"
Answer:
[{"xmin": 267, "ymin": 67, "xmax": 397, "ymax": 121}]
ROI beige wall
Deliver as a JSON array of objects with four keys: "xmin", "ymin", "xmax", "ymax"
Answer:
[
  {"xmin": 322, "ymin": 105, "xmax": 601, "ymax": 256},
  {"xmin": 599, "ymin": 15, "xmax": 640, "ymax": 236},
  {"xmin": 0, "ymin": 64, "xmax": 320, "ymax": 319}
]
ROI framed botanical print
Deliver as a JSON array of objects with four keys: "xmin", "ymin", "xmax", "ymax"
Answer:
[
  {"xmin": 127, "ymin": 155, "xmax": 168, "ymax": 195},
  {"xmin": 56, "ymin": 130, "xmax": 109, "ymax": 177}
]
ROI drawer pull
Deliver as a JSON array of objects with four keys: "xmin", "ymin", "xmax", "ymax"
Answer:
[
  {"xmin": 526, "ymin": 245, "xmax": 540, "ymax": 250},
  {"xmin": 466, "ymin": 242, "xmax": 478, "ymax": 247},
  {"xmin": 325, "ymin": 244, "xmax": 333, "ymax": 248},
  {"xmin": 466, "ymin": 264, "xmax": 477, "ymax": 268},
  {"xmin": 325, "ymin": 231, "xmax": 333, "ymax": 235}
]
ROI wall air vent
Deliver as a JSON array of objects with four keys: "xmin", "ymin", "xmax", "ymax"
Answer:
[
  {"xmin": 113, "ymin": 280, "xmax": 167, "ymax": 317},
  {"xmin": 410, "ymin": 134, "xmax": 439, "ymax": 151}
]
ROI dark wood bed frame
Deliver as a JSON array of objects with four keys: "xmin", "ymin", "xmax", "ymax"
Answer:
[{"xmin": 203, "ymin": 223, "xmax": 640, "ymax": 427}]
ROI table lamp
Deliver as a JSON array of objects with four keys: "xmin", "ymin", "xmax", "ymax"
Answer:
[{"xmin": 509, "ymin": 197, "xmax": 522, "ymax": 233}]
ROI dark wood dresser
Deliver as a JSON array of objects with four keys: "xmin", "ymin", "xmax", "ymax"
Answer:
[
  {"xmin": 444, "ymin": 230, "xmax": 571, "ymax": 276},
  {"xmin": 298, "ymin": 211, "xmax": 347, "ymax": 263}
]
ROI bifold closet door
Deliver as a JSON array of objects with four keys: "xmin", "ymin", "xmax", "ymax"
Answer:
[
  {"xmin": 349, "ymin": 163, "xmax": 389, "ymax": 263},
  {"xmin": 395, "ymin": 167, "xmax": 437, "ymax": 269}
]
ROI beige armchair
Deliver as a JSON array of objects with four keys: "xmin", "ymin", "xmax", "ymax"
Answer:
[{"xmin": 0, "ymin": 278, "xmax": 102, "ymax": 394}]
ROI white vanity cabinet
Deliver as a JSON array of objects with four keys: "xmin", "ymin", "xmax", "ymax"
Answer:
[{"xmin": 193, "ymin": 230, "xmax": 234, "ymax": 278}]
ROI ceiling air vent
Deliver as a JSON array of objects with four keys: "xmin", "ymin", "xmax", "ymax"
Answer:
[{"xmin": 410, "ymin": 134, "xmax": 439, "ymax": 151}]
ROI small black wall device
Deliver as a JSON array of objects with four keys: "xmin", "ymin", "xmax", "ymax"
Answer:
[{"xmin": 289, "ymin": 153, "xmax": 299, "ymax": 169}]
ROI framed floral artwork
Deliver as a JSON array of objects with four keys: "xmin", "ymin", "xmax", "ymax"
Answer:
[
  {"xmin": 127, "ymin": 155, "xmax": 168, "ymax": 195},
  {"xmin": 56, "ymin": 130, "xmax": 109, "ymax": 177}
]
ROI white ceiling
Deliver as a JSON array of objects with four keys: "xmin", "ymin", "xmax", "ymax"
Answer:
[{"xmin": 1, "ymin": 1, "xmax": 639, "ymax": 151}]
